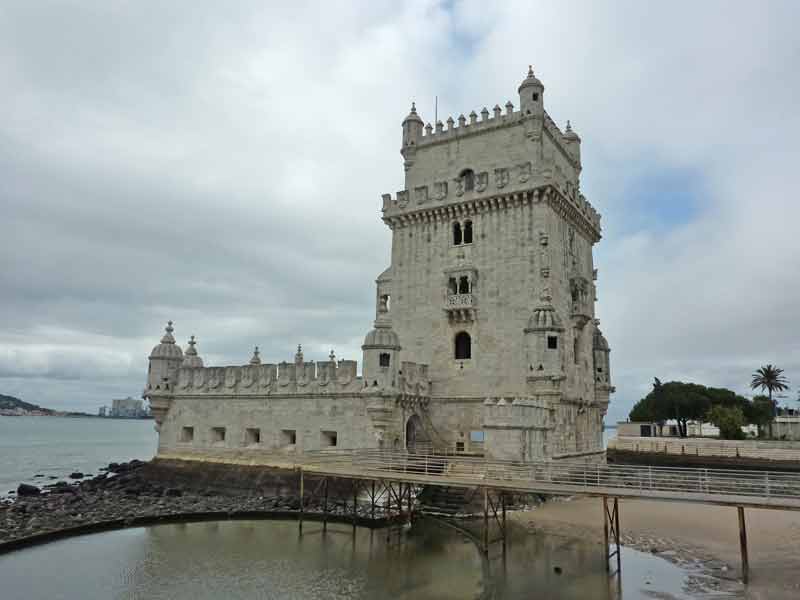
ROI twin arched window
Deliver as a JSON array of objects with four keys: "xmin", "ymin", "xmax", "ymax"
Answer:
[
  {"xmin": 454, "ymin": 331, "xmax": 471, "ymax": 360},
  {"xmin": 453, "ymin": 220, "xmax": 473, "ymax": 245},
  {"xmin": 447, "ymin": 276, "xmax": 472, "ymax": 295}
]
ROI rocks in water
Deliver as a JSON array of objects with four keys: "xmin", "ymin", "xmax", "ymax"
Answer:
[
  {"xmin": 17, "ymin": 484, "xmax": 41, "ymax": 497},
  {"xmin": 33, "ymin": 474, "xmax": 45, "ymax": 479},
  {"xmin": 164, "ymin": 488, "xmax": 182, "ymax": 497},
  {"xmin": 69, "ymin": 472, "xmax": 85, "ymax": 480},
  {"xmin": 553, "ymin": 566, "xmax": 562, "ymax": 575}
]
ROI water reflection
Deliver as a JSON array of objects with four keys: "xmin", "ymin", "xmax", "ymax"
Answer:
[{"xmin": 0, "ymin": 517, "xmax": 696, "ymax": 600}]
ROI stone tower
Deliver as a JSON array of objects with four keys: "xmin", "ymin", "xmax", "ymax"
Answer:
[{"xmin": 379, "ymin": 67, "xmax": 613, "ymax": 457}]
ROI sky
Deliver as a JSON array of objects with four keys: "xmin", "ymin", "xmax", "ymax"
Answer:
[{"xmin": 1, "ymin": 1, "xmax": 798, "ymax": 422}]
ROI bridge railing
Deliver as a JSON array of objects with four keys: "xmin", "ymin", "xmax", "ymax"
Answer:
[{"xmin": 300, "ymin": 448, "xmax": 800, "ymax": 502}]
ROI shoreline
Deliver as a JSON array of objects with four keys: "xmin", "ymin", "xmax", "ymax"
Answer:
[{"xmin": 515, "ymin": 496, "xmax": 800, "ymax": 599}]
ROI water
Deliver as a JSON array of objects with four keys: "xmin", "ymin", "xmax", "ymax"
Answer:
[
  {"xmin": 0, "ymin": 416, "xmax": 156, "ymax": 495},
  {"xmin": 0, "ymin": 518, "xmax": 697, "ymax": 600}
]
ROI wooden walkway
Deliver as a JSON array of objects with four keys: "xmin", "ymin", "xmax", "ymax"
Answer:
[
  {"xmin": 300, "ymin": 448, "xmax": 800, "ymax": 510},
  {"xmin": 295, "ymin": 448, "xmax": 800, "ymax": 583}
]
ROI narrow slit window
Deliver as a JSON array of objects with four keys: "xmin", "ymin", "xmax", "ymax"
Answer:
[
  {"xmin": 379, "ymin": 353, "xmax": 391, "ymax": 367},
  {"xmin": 547, "ymin": 336, "xmax": 558, "ymax": 350}
]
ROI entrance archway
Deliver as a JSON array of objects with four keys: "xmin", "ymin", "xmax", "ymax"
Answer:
[{"xmin": 405, "ymin": 414, "xmax": 429, "ymax": 452}]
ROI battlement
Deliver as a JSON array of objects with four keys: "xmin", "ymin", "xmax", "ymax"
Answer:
[
  {"xmin": 147, "ymin": 357, "xmax": 363, "ymax": 396},
  {"xmin": 413, "ymin": 103, "xmax": 575, "ymax": 163}
]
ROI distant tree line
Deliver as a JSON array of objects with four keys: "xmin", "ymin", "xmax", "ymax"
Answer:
[{"xmin": 628, "ymin": 364, "xmax": 790, "ymax": 440}]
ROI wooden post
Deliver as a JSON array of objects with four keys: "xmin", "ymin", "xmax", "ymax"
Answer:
[
  {"xmin": 738, "ymin": 506, "xmax": 749, "ymax": 584},
  {"xmin": 298, "ymin": 468, "xmax": 304, "ymax": 533},
  {"xmin": 483, "ymin": 487, "xmax": 489, "ymax": 554}
]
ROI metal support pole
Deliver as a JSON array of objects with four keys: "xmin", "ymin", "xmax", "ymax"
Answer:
[
  {"xmin": 299, "ymin": 468, "xmax": 304, "ymax": 533},
  {"xmin": 371, "ymin": 480, "xmax": 376, "ymax": 521},
  {"xmin": 603, "ymin": 497, "xmax": 610, "ymax": 572},
  {"xmin": 353, "ymin": 481, "xmax": 358, "ymax": 526},
  {"xmin": 322, "ymin": 477, "xmax": 328, "ymax": 531},
  {"xmin": 483, "ymin": 487, "xmax": 489, "ymax": 554},
  {"xmin": 613, "ymin": 498, "xmax": 621, "ymax": 575},
  {"xmin": 738, "ymin": 506, "xmax": 749, "ymax": 584},
  {"xmin": 501, "ymin": 492, "xmax": 507, "ymax": 543}
]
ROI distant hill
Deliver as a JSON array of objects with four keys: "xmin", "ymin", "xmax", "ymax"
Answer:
[{"xmin": 0, "ymin": 394, "xmax": 54, "ymax": 414}]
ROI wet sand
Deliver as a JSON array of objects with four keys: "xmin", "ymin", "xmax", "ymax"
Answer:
[{"xmin": 513, "ymin": 497, "xmax": 800, "ymax": 599}]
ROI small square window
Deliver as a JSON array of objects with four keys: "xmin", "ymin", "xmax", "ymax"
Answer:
[
  {"xmin": 456, "ymin": 441, "xmax": 465, "ymax": 452},
  {"xmin": 379, "ymin": 353, "xmax": 390, "ymax": 367},
  {"xmin": 281, "ymin": 429, "xmax": 297, "ymax": 446},
  {"xmin": 211, "ymin": 427, "xmax": 226, "ymax": 444},
  {"xmin": 180, "ymin": 426, "xmax": 194, "ymax": 443},
  {"xmin": 321, "ymin": 430, "xmax": 338, "ymax": 447},
  {"xmin": 532, "ymin": 93, "xmax": 539, "ymax": 101},
  {"xmin": 547, "ymin": 336, "xmax": 558, "ymax": 350},
  {"xmin": 245, "ymin": 428, "xmax": 261, "ymax": 446}
]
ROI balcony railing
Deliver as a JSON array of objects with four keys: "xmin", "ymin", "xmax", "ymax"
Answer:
[{"xmin": 445, "ymin": 293, "xmax": 474, "ymax": 308}]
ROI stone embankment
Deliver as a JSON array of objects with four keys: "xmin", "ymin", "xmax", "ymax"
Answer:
[{"xmin": 0, "ymin": 459, "xmax": 391, "ymax": 552}]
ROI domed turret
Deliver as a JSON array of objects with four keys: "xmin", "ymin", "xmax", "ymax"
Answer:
[
  {"xmin": 524, "ymin": 292, "xmax": 565, "ymax": 391},
  {"xmin": 401, "ymin": 102, "xmax": 424, "ymax": 170},
  {"xmin": 518, "ymin": 65, "xmax": 544, "ymax": 115},
  {"xmin": 249, "ymin": 346, "xmax": 262, "ymax": 365},
  {"xmin": 182, "ymin": 335, "xmax": 204, "ymax": 368},
  {"xmin": 147, "ymin": 321, "xmax": 184, "ymax": 390},
  {"xmin": 362, "ymin": 292, "xmax": 401, "ymax": 390},
  {"xmin": 592, "ymin": 320, "xmax": 612, "ymax": 392},
  {"xmin": 563, "ymin": 120, "xmax": 581, "ymax": 164}
]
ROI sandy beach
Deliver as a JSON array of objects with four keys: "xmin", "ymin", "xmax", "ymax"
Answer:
[{"xmin": 513, "ymin": 497, "xmax": 800, "ymax": 599}]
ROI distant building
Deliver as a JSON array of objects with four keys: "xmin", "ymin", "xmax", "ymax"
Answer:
[
  {"xmin": 110, "ymin": 397, "xmax": 145, "ymax": 418},
  {"xmin": 98, "ymin": 406, "xmax": 107, "ymax": 417}
]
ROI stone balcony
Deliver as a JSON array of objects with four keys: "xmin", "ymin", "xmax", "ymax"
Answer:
[{"xmin": 444, "ymin": 294, "xmax": 476, "ymax": 322}]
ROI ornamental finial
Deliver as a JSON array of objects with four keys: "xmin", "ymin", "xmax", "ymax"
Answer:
[
  {"xmin": 329, "ymin": 349, "xmax": 336, "ymax": 362},
  {"xmin": 528, "ymin": 65, "xmax": 534, "ymax": 76}
]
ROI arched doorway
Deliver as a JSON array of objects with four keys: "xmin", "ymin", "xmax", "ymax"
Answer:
[{"xmin": 405, "ymin": 414, "xmax": 428, "ymax": 452}]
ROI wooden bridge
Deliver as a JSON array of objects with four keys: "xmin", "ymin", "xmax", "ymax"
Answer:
[{"xmin": 294, "ymin": 448, "xmax": 800, "ymax": 583}]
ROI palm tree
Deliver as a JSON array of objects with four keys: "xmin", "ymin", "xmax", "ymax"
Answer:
[{"xmin": 751, "ymin": 365, "xmax": 790, "ymax": 438}]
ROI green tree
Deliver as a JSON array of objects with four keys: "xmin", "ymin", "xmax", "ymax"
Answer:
[
  {"xmin": 745, "ymin": 395, "xmax": 775, "ymax": 437},
  {"xmin": 750, "ymin": 365, "xmax": 790, "ymax": 437},
  {"xmin": 707, "ymin": 405, "xmax": 746, "ymax": 440},
  {"xmin": 628, "ymin": 379, "xmax": 760, "ymax": 438}
]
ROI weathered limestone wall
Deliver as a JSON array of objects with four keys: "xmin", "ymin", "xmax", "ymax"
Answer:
[{"xmin": 158, "ymin": 394, "xmax": 385, "ymax": 456}]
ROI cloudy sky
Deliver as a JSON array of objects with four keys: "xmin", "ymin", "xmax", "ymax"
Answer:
[{"xmin": 1, "ymin": 1, "xmax": 798, "ymax": 421}]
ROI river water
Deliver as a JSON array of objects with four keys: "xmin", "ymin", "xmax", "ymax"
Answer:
[
  {"xmin": 0, "ymin": 518, "xmax": 696, "ymax": 600},
  {"xmin": 0, "ymin": 420, "xmax": 698, "ymax": 598},
  {"xmin": 0, "ymin": 416, "xmax": 156, "ymax": 495}
]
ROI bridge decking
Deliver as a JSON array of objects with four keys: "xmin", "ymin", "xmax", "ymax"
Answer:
[{"xmin": 299, "ymin": 449, "xmax": 800, "ymax": 511}]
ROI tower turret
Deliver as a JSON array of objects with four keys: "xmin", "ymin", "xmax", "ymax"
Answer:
[
  {"xmin": 563, "ymin": 120, "xmax": 582, "ymax": 166},
  {"xmin": 401, "ymin": 102, "xmax": 424, "ymax": 171},
  {"xmin": 147, "ymin": 321, "xmax": 183, "ymax": 391},
  {"xmin": 592, "ymin": 320, "xmax": 613, "ymax": 407},
  {"xmin": 362, "ymin": 300, "xmax": 401, "ymax": 391},
  {"xmin": 182, "ymin": 335, "xmax": 203, "ymax": 368},
  {"xmin": 524, "ymin": 292, "xmax": 566, "ymax": 398},
  {"xmin": 518, "ymin": 65, "xmax": 544, "ymax": 116}
]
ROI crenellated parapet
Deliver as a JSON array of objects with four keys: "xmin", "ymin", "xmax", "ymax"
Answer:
[{"xmin": 165, "ymin": 359, "xmax": 362, "ymax": 397}]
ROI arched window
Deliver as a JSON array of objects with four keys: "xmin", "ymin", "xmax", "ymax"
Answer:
[
  {"xmin": 448, "ymin": 277, "xmax": 458, "ymax": 295},
  {"xmin": 461, "ymin": 169, "xmax": 475, "ymax": 192},
  {"xmin": 463, "ymin": 220, "xmax": 473, "ymax": 244},
  {"xmin": 454, "ymin": 331, "xmax": 471, "ymax": 360},
  {"xmin": 453, "ymin": 222, "xmax": 462, "ymax": 245},
  {"xmin": 458, "ymin": 276, "xmax": 470, "ymax": 294}
]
